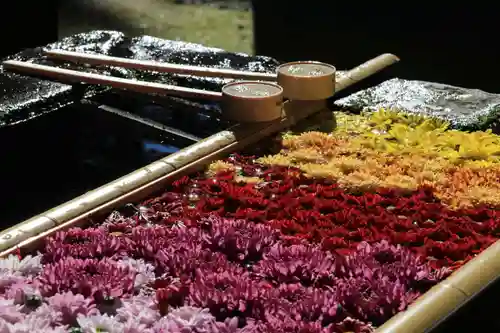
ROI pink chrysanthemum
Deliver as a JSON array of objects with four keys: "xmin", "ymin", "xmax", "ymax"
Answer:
[
  {"xmin": 0, "ymin": 313, "xmax": 67, "ymax": 333},
  {"xmin": 152, "ymin": 307, "xmax": 238, "ymax": 333},
  {"xmin": 44, "ymin": 292, "xmax": 99, "ymax": 326},
  {"xmin": 115, "ymin": 295, "xmax": 159, "ymax": 327},
  {"xmin": 0, "ymin": 299, "xmax": 24, "ymax": 324},
  {"xmin": 199, "ymin": 215, "xmax": 279, "ymax": 263},
  {"xmin": 43, "ymin": 228, "xmax": 132, "ymax": 263},
  {"xmin": 5, "ymin": 280, "xmax": 42, "ymax": 308}
]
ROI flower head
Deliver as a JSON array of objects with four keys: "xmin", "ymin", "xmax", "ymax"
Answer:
[
  {"xmin": 37, "ymin": 258, "xmax": 136, "ymax": 301},
  {"xmin": 115, "ymin": 295, "xmax": 159, "ymax": 327},
  {"xmin": 0, "ymin": 299, "xmax": 24, "ymax": 324},
  {"xmin": 5, "ymin": 281, "xmax": 42, "ymax": 308},
  {"xmin": 44, "ymin": 228, "xmax": 131, "ymax": 262},
  {"xmin": 0, "ymin": 255, "xmax": 42, "ymax": 276},
  {"xmin": 44, "ymin": 292, "xmax": 99, "ymax": 326},
  {"xmin": 116, "ymin": 258, "xmax": 155, "ymax": 291},
  {"xmin": 76, "ymin": 313, "xmax": 120, "ymax": 333},
  {"xmin": 187, "ymin": 267, "xmax": 267, "ymax": 322},
  {"xmin": 200, "ymin": 215, "xmax": 279, "ymax": 263},
  {"xmin": 253, "ymin": 243, "xmax": 335, "ymax": 286}
]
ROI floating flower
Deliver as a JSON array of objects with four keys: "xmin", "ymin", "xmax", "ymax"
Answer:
[
  {"xmin": 253, "ymin": 243, "xmax": 335, "ymax": 286},
  {"xmin": 0, "ymin": 255, "xmax": 42, "ymax": 276},
  {"xmin": 200, "ymin": 215, "xmax": 279, "ymax": 263},
  {"xmin": 0, "ymin": 315, "xmax": 67, "ymax": 333},
  {"xmin": 152, "ymin": 306, "xmax": 216, "ymax": 332},
  {"xmin": 187, "ymin": 268, "xmax": 267, "ymax": 322},
  {"xmin": 115, "ymin": 295, "xmax": 159, "ymax": 327},
  {"xmin": 5, "ymin": 280, "xmax": 42, "ymax": 308},
  {"xmin": 0, "ymin": 299, "xmax": 24, "ymax": 324},
  {"xmin": 116, "ymin": 258, "xmax": 155, "ymax": 290},
  {"xmin": 37, "ymin": 258, "xmax": 136, "ymax": 301},
  {"xmin": 42, "ymin": 292, "xmax": 99, "ymax": 326},
  {"xmin": 44, "ymin": 228, "xmax": 132, "ymax": 263},
  {"xmin": 76, "ymin": 313, "xmax": 120, "ymax": 333}
]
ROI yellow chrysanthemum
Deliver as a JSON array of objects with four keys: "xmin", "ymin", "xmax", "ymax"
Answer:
[
  {"xmin": 206, "ymin": 161, "xmax": 235, "ymax": 177},
  {"xmin": 257, "ymin": 109, "xmax": 500, "ymax": 208}
]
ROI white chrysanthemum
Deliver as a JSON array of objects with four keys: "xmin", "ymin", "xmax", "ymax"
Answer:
[
  {"xmin": 116, "ymin": 258, "xmax": 155, "ymax": 290},
  {"xmin": 77, "ymin": 313, "xmax": 123, "ymax": 333},
  {"xmin": 0, "ymin": 255, "xmax": 42, "ymax": 276}
]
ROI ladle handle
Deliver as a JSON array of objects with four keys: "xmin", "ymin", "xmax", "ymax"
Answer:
[{"xmin": 2, "ymin": 60, "xmax": 223, "ymax": 101}]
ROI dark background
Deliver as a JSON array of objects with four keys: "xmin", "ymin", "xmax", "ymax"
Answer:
[
  {"xmin": 0, "ymin": 0, "xmax": 58, "ymax": 58},
  {"xmin": 3, "ymin": 1, "xmax": 499, "ymax": 91},
  {"xmin": 252, "ymin": 2, "xmax": 500, "ymax": 93}
]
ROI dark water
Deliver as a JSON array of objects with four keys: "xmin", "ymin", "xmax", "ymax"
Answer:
[
  {"xmin": 0, "ymin": 98, "xmax": 212, "ymax": 228},
  {"xmin": 92, "ymin": 90, "xmax": 233, "ymax": 139}
]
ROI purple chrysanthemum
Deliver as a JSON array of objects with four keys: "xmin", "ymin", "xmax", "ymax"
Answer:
[
  {"xmin": 253, "ymin": 243, "xmax": 335, "ymax": 286},
  {"xmin": 331, "ymin": 317, "xmax": 374, "ymax": 333},
  {"xmin": 155, "ymin": 244, "xmax": 229, "ymax": 280},
  {"xmin": 199, "ymin": 215, "xmax": 279, "ymax": 263},
  {"xmin": 338, "ymin": 276, "xmax": 418, "ymax": 325},
  {"xmin": 241, "ymin": 316, "xmax": 330, "ymax": 333},
  {"xmin": 37, "ymin": 258, "xmax": 136, "ymax": 301},
  {"xmin": 187, "ymin": 268, "xmax": 268, "ymax": 322},
  {"xmin": 342, "ymin": 241, "xmax": 450, "ymax": 286},
  {"xmin": 129, "ymin": 226, "xmax": 196, "ymax": 260},
  {"xmin": 43, "ymin": 228, "xmax": 132, "ymax": 262}
]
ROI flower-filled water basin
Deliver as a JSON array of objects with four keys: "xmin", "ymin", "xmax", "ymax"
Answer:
[{"xmin": 2, "ymin": 109, "xmax": 500, "ymax": 332}]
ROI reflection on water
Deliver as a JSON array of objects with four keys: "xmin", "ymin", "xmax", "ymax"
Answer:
[{"xmin": 144, "ymin": 141, "xmax": 181, "ymax": 154}]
